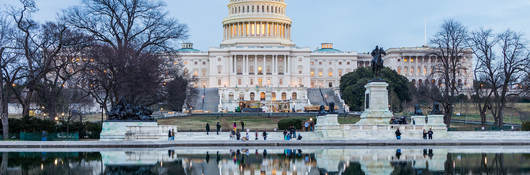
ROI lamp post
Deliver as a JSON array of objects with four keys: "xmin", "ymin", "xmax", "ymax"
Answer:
[{"xmin": 100, "ymin": 104, "xmax": 104, "ymax": 123}]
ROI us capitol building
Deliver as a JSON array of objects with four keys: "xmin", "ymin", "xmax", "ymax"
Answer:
[{"xmin": 174, "ymin": 0, "xmax": 473, "ymax": 113}]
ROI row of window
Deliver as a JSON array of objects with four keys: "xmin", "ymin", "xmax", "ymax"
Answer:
[
  {"xmin": 311, "ymin": 61, "xmax": 351, "ymax": 66},
  {"xmin": 230, "ymin": 4, "xmax": 285, "ymax": 15},
  {"xmin": 411, "ymin": 79, "xmax": 468, "ymax": 88},
  {"xmin": 218, "ymin": 78, "xmax": 303, "ymax": 87},
  {"xmin": 398, "ymin": 56, "xmax": 466, "ymax": 63},
  {"xmin": 228, "ymin": 91, "xmax": 297, "ymax": 101}
]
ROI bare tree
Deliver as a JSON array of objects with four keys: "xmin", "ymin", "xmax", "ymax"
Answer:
[
  {"xmin": 0, "ymin": 12, "xmax": 17, "ymax": 139},
  {"xmin": 8, "ymin": 0, "xmax": 78, "ymax": 118},
  {"xmin": 491, "ymin": 30, "xmax": 529, "ymax": 127},
  {"xmin": 33, "ymin": 24, "xmax": 93, "ymax": 120},
  {"xmin": 468, "ymin": 29, "xmax": 497, "ymax": 127},
  {"xmin": 62, "ymin": 0, "xmax": 188, "ymax": 109},
  {"xmin": 428, "ymin": 19, "xmax": 470, "ymax": 127}
]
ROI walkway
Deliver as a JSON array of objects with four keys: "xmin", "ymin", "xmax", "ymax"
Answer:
[{"xmin": 0, "ymin": 139, "xmax": 529, "ymax": 148}]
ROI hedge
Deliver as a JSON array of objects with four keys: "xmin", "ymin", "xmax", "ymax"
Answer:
[
  {"xmin": 522, "ymin": 122, "xmax": 530, "ymax": 131},
  {"xmin": 0, "ymin": 116, "xmax": 102, "ymax": 139},
  {"xmin": 278, "ymin": 119, "xmax": 304, "ymax": 130}
]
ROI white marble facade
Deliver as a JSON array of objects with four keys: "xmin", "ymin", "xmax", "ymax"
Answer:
[{"xmin": 169, "ymin": 0, "xmax": 473, "ymax": 112}]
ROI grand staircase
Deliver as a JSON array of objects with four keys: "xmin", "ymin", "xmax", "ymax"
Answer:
[{"xmin": 307, "ymin": 88, "xmax": 345, "ymax": 112}]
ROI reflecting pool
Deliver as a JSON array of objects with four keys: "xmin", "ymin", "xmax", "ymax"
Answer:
[{"xmin": 0, "ymin": 147, "xmax": 529, "ymax": 174}]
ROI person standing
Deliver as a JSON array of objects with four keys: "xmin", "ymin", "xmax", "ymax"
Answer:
[
  {"xmin": 206, "ymin": 123, "xmax": 210, "ymax": 135},
  {"xmin": 428, "ymin": 128, "xmax": 434, "ymax": 140},
  {"xmin": 236, "ymin": 130, "xmax": 241, "ymax": 140},
  {"xmin": 233, "ymin": 122, "xmax": 237, "ymax": 133},
  {"xmin": 262, "ymin": 130, "xmax": 268, "ymax": 140},
  {"xmin": 422, "ymin": 129, "xmax": 427, "ymax": 140},
  {"xmin": 168, "ymin": 129, "xmax": 172, "ymax": 141},
  {"xmin": 304, "ymin": 121, "xmax": 309, "ymax": 131},
  {"xmin": 395, "ymin": 128, "xmax": 402, "ymax": 140},
  {"xmin": 240, "ymin": 121, "xmax": 245, "ymax": 131},
  {"xmin": 216, "ymin": 122, "xmax": 221, "ymax": 135},
  {"xmin": 255, "ymin": 131, "xmax": 258, "ymax": 140},
  {"xmin": 171, "ymin": 129, "xmax": 175, "ymax": 141}
]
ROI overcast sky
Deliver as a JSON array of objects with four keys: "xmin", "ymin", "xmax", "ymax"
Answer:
[{"xmin": 2, "ymin": 0, "xmax": 529, "ymax": 52}]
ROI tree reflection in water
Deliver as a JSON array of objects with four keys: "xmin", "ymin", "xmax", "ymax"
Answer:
[{"xmin": 0, "ymin": 148, "xmax": 527, "ymax": 175}]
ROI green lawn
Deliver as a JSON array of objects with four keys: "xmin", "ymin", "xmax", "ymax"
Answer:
[{"xmin": 158, "ymin": 115, "xmax": 361, "ymax": 131}]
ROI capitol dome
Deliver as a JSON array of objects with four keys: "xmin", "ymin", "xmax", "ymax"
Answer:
[{"xmin": 221, "ymin": 0, "xmax": 294, "ymax": 47}]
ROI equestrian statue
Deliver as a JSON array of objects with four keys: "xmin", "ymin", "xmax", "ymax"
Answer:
[{"xmin": 370, "ymin": 46, "xmax": 386, "ymax": 79}]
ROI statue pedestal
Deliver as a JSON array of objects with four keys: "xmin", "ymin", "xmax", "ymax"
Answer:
[
  {"xmin": 100, "ymin": 121, "xmax": 177, "ymax": 141},
  {"xmin": 316, "ymin": 114, "xmax": 343, "ymax": 139},
  {"xmin": 356, "ymin": 81, "xmax": 393, "ymax": 125}
]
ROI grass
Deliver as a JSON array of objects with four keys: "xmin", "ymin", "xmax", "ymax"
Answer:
[{"xmin": 158, "ymin": 115, "xmax": 361, "ymax": 131}]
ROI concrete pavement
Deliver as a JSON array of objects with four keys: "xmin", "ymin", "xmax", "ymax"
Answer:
[{"xmin": 0, "ymin": 139, "xmax": 529, "ymax": 148}]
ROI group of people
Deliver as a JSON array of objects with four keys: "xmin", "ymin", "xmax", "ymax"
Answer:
[
  {"xmin": 394, "ymin": 128, "xmax": 435, "ymax": 140},
  {"xmin": 204, "ymin": 122, "xmax": 223, "ymax": 135},
  {"xmin": 283, "ymin": 125, "xmax": 302, "ymax": 140},
  {"xmin": 303, "ymin": 121, "xmax": 315, "ymax": 131}
]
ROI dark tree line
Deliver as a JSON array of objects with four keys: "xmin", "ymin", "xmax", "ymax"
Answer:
[{"xmin": 0, "ymin": 0, "xmax": 192, "ymax": 139}]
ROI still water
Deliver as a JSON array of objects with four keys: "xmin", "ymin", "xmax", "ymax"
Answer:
[{"xmin": 0, "ymin": 147, "xmax": 529, "ymax": 175}]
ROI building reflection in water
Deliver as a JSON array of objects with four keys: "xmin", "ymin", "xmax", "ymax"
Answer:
[{"xmin": 0, "ymin": 147, "xmax": 529, "ymax": 174}]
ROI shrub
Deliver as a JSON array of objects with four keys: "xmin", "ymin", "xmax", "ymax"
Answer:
[
  {"xmin": 522, "ymin": 122, "xmax": 530, "ymax": 131},
  {"xmin": 277, "ymin": 119, "xmax": 304, "ymax": 130},
  {"xmin": 0, "ymin": 116, "xmax": 102, "ymax": 139}
]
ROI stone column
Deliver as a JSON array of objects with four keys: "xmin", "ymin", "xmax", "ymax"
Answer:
[
  {"xmin": 254, "ymin": 56, "xmax": 257, "ymax": 74},
  {"xmin": 286, "ymin": 55, "xmax": 289, "ymax": 73},
  {"xmin": 283, "ymin": 55, "xmax": 286, "ymax": 74},
  {"xmin": 273, "ymin": 55, "xmax": 277, "ymax": 74},
  {"xmin": 262, "ymin": 55, "xmax": 266, "ymax": 74}
]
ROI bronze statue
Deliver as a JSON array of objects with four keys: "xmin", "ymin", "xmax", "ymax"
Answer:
[{"xmin": 370, "ymin": 46, "xmax": 386, "ymax": 78}]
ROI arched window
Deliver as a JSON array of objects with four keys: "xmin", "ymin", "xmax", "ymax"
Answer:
[
  {"xmin": 229, "ymin": 92, "xmax": 234, "ymax": 101},
  {"xmin": 329, "ymin": 82, "xmax": 333, "ymax": 87},
  {"xmin": 239, "ymin": 92, "xmax": 244, "ymax": 101},
  {"xmin": 397, "ymin": 67, "xmax": 401, "ymax": 74},
  {"xmin": 260, "ymin": 92, "xmax": 266, "ymax": 101},
  {"xmin": 281, "ymin": 92, "xmax": 287, "ymax": 100},
  {"xmin": 292, "ymin": 92, "xmax": 297, "ymax": 100},
  {"xmin": 271, "ymin": 92, "xmax": 276, "ymax": 101},
  {"xmin": 250, "ymin": 92, "xmax": 255, "ymax": 101}
]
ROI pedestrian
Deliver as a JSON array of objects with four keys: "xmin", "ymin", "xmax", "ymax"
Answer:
[
  {"xmin": 206, "ymin": 123, "xmax": 210, "ymax": 135},
  {"xmin": 422, "ymin": 129, "xmax": 427, "ymax": 140},
  {"xmin": 230, "ymin": 130, "xmax": 235, "ymax": 140},
  {"xmin": 236, "ymin": 130, "xmax": 241, "ymax": 140},
  {"xmin": 310, "ymin": 121, "xmax": 314, "ymax": 131},
  {"xmin": 297, "ymin": 134, "xmax": 302, "ymax": 140},
  {"xmin": 395, "ymin": 128, "xmax": 401, "ymax": 140},
  {"xmin": 262, "ymin": 130, "xmax": 268, "ymax": 140},
  {"xmin": 216, "ymin": 122, "xmax": 221, "ymax": 135},
  {"xmin": 255, "ymin": 131, "xmax": 258, "ymax": 140},
  {"xmin": 168, "ymin": 129, "xmax": 172, "ymax": 141},
  {"xmin": 233, "ymin": 122, "xmax": 237, "ymax": 132},
  {"xmin": 171, "ymin": 129, "xmax": 175, "ymax": 140},
  {"xmin": 304, "ymin": 121, "xmax": 309, "ymax": 131},
  {"xmin": 283, "ymin": 129, "xmax": 288, "ymax": 139},
  {"xmin": 428, "ymin": 128, "xmax": 434, "ymax": 140},
  {"xmin": 245, "ymin": 132, "xmax": 250, "ymax": 141},
  {"xmin": 240, "ymin": 121, "xmax": 245, "ymax": 131}
]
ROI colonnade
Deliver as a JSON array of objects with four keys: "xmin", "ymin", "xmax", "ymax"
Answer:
[
  {"xmin": 224, "ymin": 22, "xmax": 291, "ymax": 40},
  {"xmin": 229, "ymin": 54, "xmax": 289, "ymax": 75}
]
